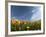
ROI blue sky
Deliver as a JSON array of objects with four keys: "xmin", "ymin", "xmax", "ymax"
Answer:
[{"xmin": 11, "ymin": 6, "xmax": 41, "ymax": 21}]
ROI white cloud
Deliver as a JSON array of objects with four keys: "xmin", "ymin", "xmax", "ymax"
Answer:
[
  {"xmin": 11, "ymin": 16, "xmax": 16, "ymax": 19},
  {"xmin": 31, "ymin": 7, "xmax": 41, "ymax": 21}
]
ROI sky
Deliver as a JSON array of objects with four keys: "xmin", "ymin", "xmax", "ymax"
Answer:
[{"xmin": 11, "ymin": 5, "xmax": 41, "ymax": 21}]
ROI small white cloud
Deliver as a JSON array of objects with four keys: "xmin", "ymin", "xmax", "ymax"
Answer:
[
  {"xmin": 32, "ymin": 8, "xmax": 37, "ymax": 13},
  {"xmin": 11, "ymin": 17, "xmax": 15, "ymax": 19}
]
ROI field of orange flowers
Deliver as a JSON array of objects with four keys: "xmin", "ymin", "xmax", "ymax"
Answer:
[{"xmin": 11, "ymin": 19, "xmax": 41, "ymax": 31}]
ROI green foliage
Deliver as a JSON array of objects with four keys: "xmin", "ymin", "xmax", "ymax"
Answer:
[
  {"xmin": 11, "ymin": 23, "xmax": 16, "ymax": 31},
  {"xmin": 11, "ymin": 20, "xmax": 41, "ymax": 31}
]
